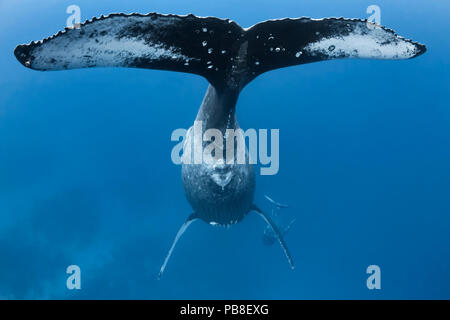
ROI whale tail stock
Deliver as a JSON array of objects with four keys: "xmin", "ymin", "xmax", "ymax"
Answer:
[{"xmin": 14, "ymin": 13, "xmax": 426, "ymax": 93}]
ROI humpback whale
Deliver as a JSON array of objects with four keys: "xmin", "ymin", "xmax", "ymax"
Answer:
[{"xmin": 14, "ymin": 12, "xmax": 426, "ymax": 278}]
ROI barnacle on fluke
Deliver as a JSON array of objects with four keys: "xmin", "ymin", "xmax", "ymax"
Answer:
[{"xmin": 14, "ymin": 12, "xmax": 426, "ymax": 278}]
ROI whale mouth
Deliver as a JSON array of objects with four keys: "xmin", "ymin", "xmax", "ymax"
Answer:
[
  {"xmin": 209, "ymin": 162, "xmax": 234, "ymax": 188},
  {"xmin": 211, "ymin": 171, "xmax": 233, "ymax": 188}
]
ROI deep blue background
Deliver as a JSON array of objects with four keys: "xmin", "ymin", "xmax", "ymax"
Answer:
[{"xmin": 0, "ymin": 0, "xmax": 449, "ymax": 299}]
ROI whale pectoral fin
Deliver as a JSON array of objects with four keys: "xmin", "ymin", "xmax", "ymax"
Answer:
[
  {"xmin": 264, "ymin": 195, "xmax": 289, "ymax": 209},
  {"xmin": 14, "ymin": 13, "xmax": 244, "ymax": 89},
  {"xmin": 251, "ymin": 204, "xmax": 295, "ymax": 269},
  {"xmin": 284, "ymin": 218, "xmax": 296, "ymax": 235},
  {"xmin": 158, "ymin": 213, "xmax": 198, "ymax": 279},
  {"xmin": 243, "ymin": 17, "xmax": 426, "ymax": 84}
]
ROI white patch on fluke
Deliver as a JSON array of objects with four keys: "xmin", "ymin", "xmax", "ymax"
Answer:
[
  {"xmin": 304, "ymin": 25, "xmax": 419, "ymax": 60},
  {"xmin": 27, "ymin": 15, "xmax": 193, "ymax": 70}
]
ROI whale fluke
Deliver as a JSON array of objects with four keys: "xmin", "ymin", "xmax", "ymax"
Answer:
[
  {"xmin": 14, "ymin": 13, "xmax": 426, "ymax": 91},
  {"xmin": 14, "ymin": 13, "xmax": 246, "ymax": 90},
  {"xmin": 242, "ymin": 17, "xmax": 426, "ymax": 84},
  {"xmin": 158, "ymin": 213, "xmax": 197, "ymax": 279}
]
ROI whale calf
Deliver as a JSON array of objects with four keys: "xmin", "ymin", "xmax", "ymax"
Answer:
[{"xmin": 14, "ymin": 12, "xmax": 426, "ymax": 278}]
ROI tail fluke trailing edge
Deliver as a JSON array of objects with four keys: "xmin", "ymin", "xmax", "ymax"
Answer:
[
  {"xmin": 252, "ymin": 204, "xmax": 295, "ymax": 269},
  {"xmin": 14, "ymin": 13, "xmax": 426, "ymax": 91},
  {"xmin": 158, "ymin": 213, "xmax": 197, "ymax": 280}
]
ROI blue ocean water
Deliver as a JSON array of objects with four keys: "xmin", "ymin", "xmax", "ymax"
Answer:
[{"xmin": 0, "ymin": 0, "xmax": 449, "ymax": 299}]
